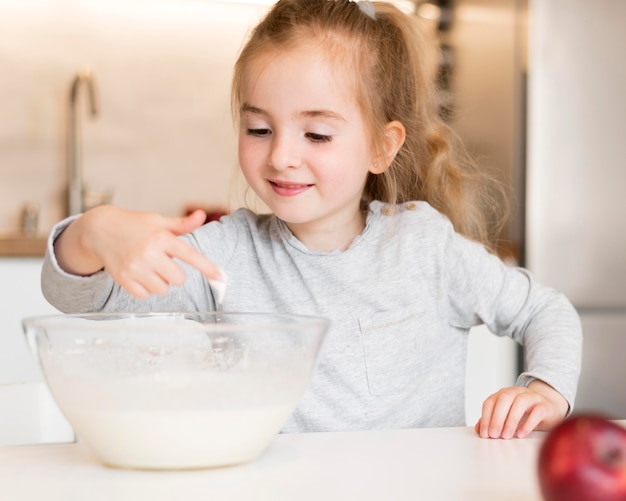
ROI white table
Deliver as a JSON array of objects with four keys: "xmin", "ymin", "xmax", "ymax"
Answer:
[{"xmin": 0, "ymin": 424, "xmax": 562, "ymax": 500}]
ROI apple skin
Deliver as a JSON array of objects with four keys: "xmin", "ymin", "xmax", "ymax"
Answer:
[{"xmin": 537, "ymin": 414, "xmax": 626, "ymax": 501}]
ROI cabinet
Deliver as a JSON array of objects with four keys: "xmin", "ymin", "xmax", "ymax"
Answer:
[
  {"xmin": 0, "ymin": 258, "xmax": 72, "ymax": 446},
  {"xmin": 0, "ymin": 258, "xmax": 58, "ymax": 384}
]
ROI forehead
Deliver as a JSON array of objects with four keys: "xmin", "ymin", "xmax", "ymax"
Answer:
[{"xmin": 240, "ymin": 42, "xmax": 361, "ymax": 108}]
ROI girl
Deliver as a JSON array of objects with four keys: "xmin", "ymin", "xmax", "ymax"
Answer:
[{"xmin": 42, "ymin": 0, "xmax": 582, "ymax": 439}]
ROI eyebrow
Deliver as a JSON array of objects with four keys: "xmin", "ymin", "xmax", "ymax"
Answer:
[{"xmin": 240, "ymin": 103, "xmax": 346, "ymax": 122}]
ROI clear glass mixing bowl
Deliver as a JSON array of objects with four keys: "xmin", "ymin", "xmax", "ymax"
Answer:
[{"xmin": 22, "ymin": 311, "xmax": 329, "ymax": 470}]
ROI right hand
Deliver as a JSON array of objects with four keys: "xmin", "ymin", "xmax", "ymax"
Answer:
[{"xmin": 54, "ymin": 205, "xmax": 222, "ymax": 298}]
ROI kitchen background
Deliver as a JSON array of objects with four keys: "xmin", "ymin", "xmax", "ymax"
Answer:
[
  {"xmin": 0, "ymin": 0, "xmax": 271, "ymax": 232},
  {"xmin": 1, "ymin": 0, "xmax": 625, "ymax": 444}
]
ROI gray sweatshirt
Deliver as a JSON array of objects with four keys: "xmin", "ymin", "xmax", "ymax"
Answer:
[{"xmin": 42, "ymin": 201, "xmax": 582, "ymax": 432}]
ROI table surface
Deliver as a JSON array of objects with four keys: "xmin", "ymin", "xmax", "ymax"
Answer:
[{"xmin": 0, "ymin": 421, "xmax": 588, "ymax": 501}]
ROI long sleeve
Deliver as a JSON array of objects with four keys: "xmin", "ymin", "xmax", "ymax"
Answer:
[
  {"xmin": 442, "ymin": 223, "xmax": 583, "ymax": 412},
  {"xmin": 41, "ymin": 217, "xmax": 115, "ymax": 313},
  {"xmin": 40, "ymin": 217, "xmax": 216, "ymax": 314},
  {"xmin": 40, "ymin": 203, "xmax": 584, "ymax": 431}
]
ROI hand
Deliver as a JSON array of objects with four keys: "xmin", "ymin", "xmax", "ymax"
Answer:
[
  {"xmin": 474, "ymin": 380, "xmax": 569, "ymax": 439},
  {"xmin": 54, "ymin": 205, "xmax": 222, "ymax": 298}
]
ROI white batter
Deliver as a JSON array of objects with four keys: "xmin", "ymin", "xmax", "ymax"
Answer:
[{"xmin": 66, "ymin": 403, "xmax": 295, "ymax": 470}]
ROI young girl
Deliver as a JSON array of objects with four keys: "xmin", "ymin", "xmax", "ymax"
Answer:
[{"xmin": 42, "ymin": 0, "xmax": 582, "ymax": 439}]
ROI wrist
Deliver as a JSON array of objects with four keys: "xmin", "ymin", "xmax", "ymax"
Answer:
[
  {"xmin": 528, "ymin": 380, "xmax": 569, "ymax": 419},
  {"xmin": 55, "ymin": 210, "xmax": 105, "ymax": 276}
]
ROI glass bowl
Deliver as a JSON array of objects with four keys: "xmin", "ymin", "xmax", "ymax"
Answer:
[{"xmin": 22, "ymin": 311, "xmax": 329, "ymax": 470}]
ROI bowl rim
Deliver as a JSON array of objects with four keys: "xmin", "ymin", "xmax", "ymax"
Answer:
[{"xmin": 22, "ymin": 311, "xmax": 332, "ymax": 331}]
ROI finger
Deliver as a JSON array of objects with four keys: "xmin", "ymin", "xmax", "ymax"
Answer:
[
  {"xmin": 135, "ymin": 249, "xmax": 194, "ymax": 295},
  {"xmin": 501, "ymin": 394, "xmax": 534, "ymax": 439},
  {"xmin": 113, "ymin": 257, "xmax": 171, "ymax": 298},
  {"xmin": 486, "ymin": 392, "xmax": 517, "ymax": 438},
  {"xmin": 119, "ymin": 278, "xmax": 151, "ymax": 299},
  {"xmin": 167, "ymin": 238, "xmax": 224, "ymax": 281},
  {"xmin": 515, "ymin": 404, "xmax": 546, "ymax": 438},
  {"xmin": 118, "ymin": 263, "xmax": 180, "ymax": 298},
  {"xmin": 478, "ymin": 397, "xmax": 496, "ymax": 438},
  {"xmin": 163, "ymin": 210, "xmax": 207, "ymax": 236},
  {"xmin": 152, "ymin": 254, "xmax": 188, "ymax": 288},
  {"xmin": 186, "ymin": 208, "xmax": 208, "ymax": 225},
  {"xmin": 139, "ymin": 273, "xmax": 171, "ymax": 297}
]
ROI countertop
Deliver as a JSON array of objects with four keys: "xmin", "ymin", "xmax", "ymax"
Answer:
[
  {"xmin": 0, "ymin": 231, "xmax": 520, "ymax": 260},
  {"xmin": 0, "ymin": 423, "xmax": 577, "ymax": 501},
  {"xmin": 0, "ymin": 234, "xmax": 47, "ymax": 257}
]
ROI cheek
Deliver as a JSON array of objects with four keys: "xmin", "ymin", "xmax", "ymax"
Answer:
[
  {"xmin": 238, "ymin": 137, "xmax": 260, "ymax": 172},
  {"xmin": 320, "ymin": 166, "xmax": 369, "ymax": 199}
]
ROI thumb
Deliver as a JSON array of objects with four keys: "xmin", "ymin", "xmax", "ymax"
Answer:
[{"xmin": 165, "ymin": 209, "xmax": 207, "ymax": 236}]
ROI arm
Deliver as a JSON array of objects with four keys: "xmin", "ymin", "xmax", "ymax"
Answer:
[
  {"xmin": 472, "ymin": 279, "xmax": 582, "ymax": 439},
  {"xmin": 470, "ymin": 276, "xmax": 582, "ymax": 438},
  {"xmin": 48, "ymin": 205, "xmax": 223, "ymax": 298},
  {"xmin": 441, "ymin": 224, "xmax": 582, "ymax": 439}
]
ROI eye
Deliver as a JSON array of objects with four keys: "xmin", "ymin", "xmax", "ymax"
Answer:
[
  {"xmin": 306, "ymin": 132, "xmax": 332, "ymax": 143},
  {"xmin": 246, "ymin": 128, "xmax": 271, "ymax": 137}
]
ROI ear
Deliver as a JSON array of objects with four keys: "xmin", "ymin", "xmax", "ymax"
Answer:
[{"xmin": 369, "ymin": 120, "xmax": 406, "ymax": 174}]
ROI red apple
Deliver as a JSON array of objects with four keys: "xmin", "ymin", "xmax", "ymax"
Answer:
[{"xmin": 537, "ymin": 414, "xmax": 626, "ymax": 501}]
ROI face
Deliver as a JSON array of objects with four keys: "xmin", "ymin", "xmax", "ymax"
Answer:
[{"xmin": 237, "ymin": 45, "xmax": 378, "ymax": 251}]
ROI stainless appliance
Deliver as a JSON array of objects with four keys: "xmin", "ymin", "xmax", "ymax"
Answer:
[
  {"xmin": 442, "ymin": 0, "xmax": 626, "ymax": 419},
  {"xmin": 526, "ymin": 0, "xmax": 626, "ymax": 418}
]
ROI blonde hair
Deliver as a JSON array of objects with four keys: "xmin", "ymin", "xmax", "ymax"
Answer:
[{"xmin": 232, "ymin": 0, "xmax": 507, "ymax": 249}]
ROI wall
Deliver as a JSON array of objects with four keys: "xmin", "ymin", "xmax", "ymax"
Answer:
[{"xmin": 0, "ymin": 0, "xmax": 270, "ymax": 234}]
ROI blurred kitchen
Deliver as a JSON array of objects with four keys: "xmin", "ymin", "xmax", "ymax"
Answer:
[
  {"xmin": 1, "ymin": 0, "xmax": 625, "ymax": 443},
  {"xmin": 0, "ymin": 0, "xmax": 275, "ymax": 235},
  {"xmin": 440, "ymin": 0, "xmax": 626, "ymax": 420}
]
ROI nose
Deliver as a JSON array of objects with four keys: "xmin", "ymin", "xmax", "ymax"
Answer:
[{"xmin": 269, "ymin": 132, "xmax": 302, "ymax": 171}]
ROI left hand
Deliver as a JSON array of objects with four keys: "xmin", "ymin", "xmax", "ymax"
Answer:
[{"xmin": 474, "ymin": 380, "xmax": 569, "ymax": 439}]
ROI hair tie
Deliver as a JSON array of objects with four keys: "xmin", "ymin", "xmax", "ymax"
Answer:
[{"xmin": 357, "ymin": 0, "xmax": 377, "ymax": 20}]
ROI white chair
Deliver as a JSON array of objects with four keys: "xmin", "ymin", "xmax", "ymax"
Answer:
[{"xmin": 465, "ymin": 324, "xmax": 518, "ymax": 426}]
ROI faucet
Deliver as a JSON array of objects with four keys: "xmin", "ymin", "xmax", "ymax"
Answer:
[{"xmin": 66, "ymin": 68, "xmax": 99, "ymax": 216}]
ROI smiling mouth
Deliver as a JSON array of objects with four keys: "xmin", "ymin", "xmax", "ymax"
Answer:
[{"xmin": 269, "ymin": 180, "xmax": 313, "ymax": 197}]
